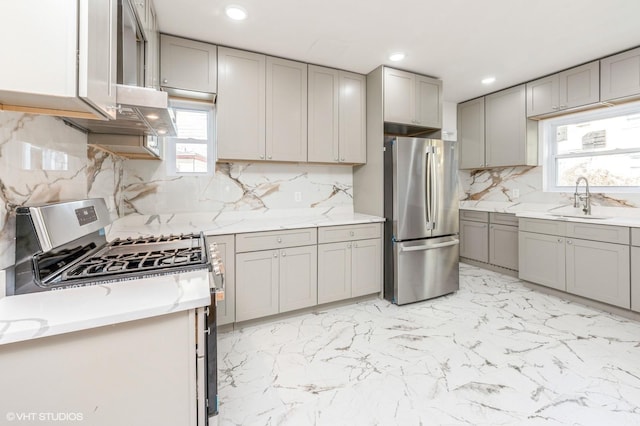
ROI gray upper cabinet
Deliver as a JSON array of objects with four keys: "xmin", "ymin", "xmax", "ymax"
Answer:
[
  {"xmin": 308, "ymin": 65, "xmax": 366, "ymax": 164},
  {"xmin": 459, "ymin": 85, "xmax": 536, "ymax": 169},
  {"xmin": 160, "ymin": 34, "xmax": 217, "ymax": 94},
  {"xmin": 526, "ymin": 61, "xmax": 599, "ymax": 117},
  {"xmin": 485, "ymin": 84, "xmax": 532, "ymax": 168},
  {"xmin": 217, "ymin": 47, "xmax": 266, "ymax": 161},
  {"xmin": 266, "ymin": 57, "xmax": 308, "ymax": 162},
  {"xmin": 383, "ymin": 67, "xmax": 442, "ymax": 129},
  {"xmin": 601, "ymin": 47, "xmax": 640, "ymax": 103},
  {"xmin": 458, "ymin": 98, "xmax": 485, "ymax": 169}
]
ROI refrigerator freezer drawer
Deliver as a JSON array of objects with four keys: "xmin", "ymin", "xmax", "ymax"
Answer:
[{"xmin": 393, "ymin": 236, "xmax": 459, "ymax": 305}]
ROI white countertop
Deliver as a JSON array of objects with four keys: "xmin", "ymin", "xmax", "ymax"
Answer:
[
  {"xmin": 460, "ymin": 201, "xmax": 640, "ymax": 227},
  {"xmin": 0, "ymin": 269, "xmax": 211, "ymax": 345},
  {"xmin": 106, "ymin": 210, "xmax": 385, "ymax": 240}
]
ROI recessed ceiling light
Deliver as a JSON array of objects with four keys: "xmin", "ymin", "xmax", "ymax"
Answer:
[
  {"xmin": 389, "ymin": 52, "xmax": 406, "ymax": 62},
  {"xmin": 225, "ymin": 5, "xmax": 247, "ymax": 21},
  {"xmin": 481, "ymin": 77, "xmax": 496, "ymax": 85},
  {"xmin": 146, "ymin": 114, "xmax": 159, "ymax": 121}
]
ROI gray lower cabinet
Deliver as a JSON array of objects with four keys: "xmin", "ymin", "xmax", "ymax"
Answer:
[
  {"xmin": 489, "ymin": 224, "xmax": 518, "ymax": 270},
  {"xmin": 211, "ymin": 234, "xmax": 235, "ymax": 326},
  {"xmin": 519, "ymin": 218, "xmax": 632, "ymax": 309},
  {"xmin": 632, "ymin": 246, "xmax": 640, "ymax": 312},
  {"xmin": 518, "ymin": 231, "xmax": 566, "ymax": 290},
  {"xmin": 235, "ymin": 244, "xmax": 318, "ymax": 322},
  {"xmin": 318, "ymin": 224, "xmax": 382, "ymax": 304},
  {"xmin": 565, "ymin": 238, "xmax": 630, "ymax": 308},
  {"xmin": 278, "ymin": 245, "xmax": 318, "ymax": 312},
  {"xmin": 459, "ymin": 219, "xmax": 489, "ymax": 263},
  {"xmin": 235, "ymin": 249, "xmax": 279, "ymax": 322}
]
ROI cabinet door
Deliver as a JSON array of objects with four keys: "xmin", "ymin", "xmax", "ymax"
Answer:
[
  {"xmin": 459, "ymin": 220, "xmax": 489, "ymax": 263},
  {"xmin": 160, "ymin": 35, "xmax": 217, "ymax": 94},
  {"xmin": 211, "ymin": 234, "xmax": 235, "ymax": 326},
  {"xmin": 415, "ymin": 75, "xmax": 442, "ymax": 129},
  {"xmin": 308, "ymin": 65, "xmax": 339, "ymax": 163},
  {"xmin": 235, "ymin": 250, "xmax": 278, "ymax": 322},
  {"xmin": 518, "ymin": 231, "xmax": 565, "ymax": 290},
  {"xmin": 457, "ymin": 98, "xmax": 485, "ymax": 169},
  {"xmin": 559, "ymin": 61, "xmax": 599, "ymax": 110},
  {"xmin": 279, "ymin": 245, "xmax": 317, "ymax": 313},
  {"xmin": 339, "ymin": 71, "xmax": 367, "ymax": 163},
  {"xmin": 383, "ymin": 67, "xmax": 415, "ymax": 125},
  {"xmin": 565, "ymin": 238, "xmax": 630, "ymax": 308},
  {"xmin": 318, "ymin": 242, "xmax": 352, "ymax": 304},
  {"xmin": 266, "ymin": 57, "xmax": 307, "ymax": 162},
  {"xmin": 526, "ymin": 74, "xmax": 558, "ymax": 117},
  {"xmin": 352, "ymin": 238, "xmax": 382, "ymax": 297},
  {"xmin": 485, "ymin": 85, "xmax": 526, "ymax": 167},
  {"xmin": 489, "ymin": 224, "xmax": 518, "ymax": 270},
  {"xmin": 632, "ymin": 247, "xmax": 640, "ymax": 312},
  {"xmin": 78, "ymin": 0, "xmax": 117, "ymax": 119},
  {"xmin": 217, "ymin": 47, "xmax": 266, "ymax": 161},
  {"xmin": 144, "ymin": 5, "xmax": 159, "ymax": 89},
  {"xmin": 601, "ymin": 47, "xmax": 640, "ymax": 102}
]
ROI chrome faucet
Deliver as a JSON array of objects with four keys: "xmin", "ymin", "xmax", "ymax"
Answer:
[{"xmin": 573, "ymin": 176, "xmax": 591, "ymax": 215}]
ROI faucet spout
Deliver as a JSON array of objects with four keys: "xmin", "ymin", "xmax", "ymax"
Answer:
[{"xmin": 574, "ymin": 177, "xmax": 591, "ymax": 215}]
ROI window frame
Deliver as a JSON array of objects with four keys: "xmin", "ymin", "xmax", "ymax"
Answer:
[
  {"xmin": 165, "ymin": 99, "xmax": 215, "ymax": 177},
  {"xmin": 542, "ymin": 101, "xmax": 640, "ymax": 193}
]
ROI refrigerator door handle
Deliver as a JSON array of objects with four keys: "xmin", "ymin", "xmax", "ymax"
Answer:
[
  {"xmin": 400, "ymin": 239, "xmax": 459, "ymax": 252},
  {"xmin": 430, "ymin": 146, "xmax": 438, "ymax": 229},
  {"xmin": 425, "ymin": 150, "xmax": 432, "ymax": 226}
]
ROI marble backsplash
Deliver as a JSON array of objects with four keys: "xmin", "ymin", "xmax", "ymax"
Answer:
[
  {"xmin": 121, "ymin": 160, "xmax": 354, "ymax": 216},
  {"xmin": 0, "ymin": 111, "xmax": 123, "ymax": 270},
  {"xmin": 459, "ymin": 166, "xmax": 640, "ymax": 208}
]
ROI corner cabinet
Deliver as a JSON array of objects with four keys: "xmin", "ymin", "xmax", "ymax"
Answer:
[
  {"xmin": 458, "ymin": 85, "xmax": 537, "ymax": 169},
  {"xmin": 601, "ymin": 47, "xmax": 640, "ymax": 103},
  {"xmin": 383, "ymin": 67, "xmax": 442, "ymax": 129},
  {"xmin": 160, "ymin": 35, "xmax": 217, "ymax": 95},
  {"xmin": 526, "ymin": 61, "xmax": 600, "ymax": 117},
  {"xmin": 0, "ymin": 0, "xmax": 117, "ymax": 119},
  {"xmin": 308, "ymin": 66, "xmax": 366, "ymax": 164}
]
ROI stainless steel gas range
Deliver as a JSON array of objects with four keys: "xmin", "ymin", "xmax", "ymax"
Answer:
[{"xmin": 7, "ymin": 198, "xmax": 223, "ymax": 424}]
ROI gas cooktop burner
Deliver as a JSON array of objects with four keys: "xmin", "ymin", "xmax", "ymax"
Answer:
[{"xmin": 109, "ymin": 233, "xmax": 202, "ymax": 246}]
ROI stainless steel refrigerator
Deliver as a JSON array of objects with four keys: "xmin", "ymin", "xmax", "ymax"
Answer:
[{"xmin": 383, "ymin": 136, "xmax": 459, "ymax": 305}]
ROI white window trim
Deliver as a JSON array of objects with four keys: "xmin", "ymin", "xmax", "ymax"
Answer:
[
  {"xmin": 542, "ymin": 101, "xmax": 640, "ymax": 194},
  {"xmin": 165, "ymin": 99, "xmax": 215, "ymax": 177}
]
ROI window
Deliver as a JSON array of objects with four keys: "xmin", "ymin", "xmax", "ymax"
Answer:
[
  {"xmin": 542, "ymin": 101, "xmax": 640, "ymax": 193},
  {"xmin": 165, "ymin": 100, "xmax": 215, "ymax": 176}
]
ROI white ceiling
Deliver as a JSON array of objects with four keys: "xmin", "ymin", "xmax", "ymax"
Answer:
[{"xmin": 153, "ymin": 0, "xmax": 640, "ymax": 103}]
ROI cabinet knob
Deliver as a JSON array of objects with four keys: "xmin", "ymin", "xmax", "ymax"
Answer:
[
  {"xmin": 354, "ymin": 243, "xmax": 358, "ymax": 248},
  {"xmin": 350, "ymin": 231, "xmax": 355, "ymax": 236},
  {"xmin": 552, "ymin": 106, "xmax": 558, "ymax": 110},
  {"xmin": 162, "ymin": 79, "xmax": 168, "ymax": 84},
  {"xmin": 557, "ymin": 238, "xmax": 563, "ymax": 243},
  {"xmin": 335, "ymin": 157, "xmax": 339, "ymax": 161},
  {"xmin": 560, "ymin": 104, "xmax": 567, "ymax": 109},
  {"xmin": 259, "ymin": 154, "xmax": 264, "ymax": 159},
  {"xmin": 340, "ymin": 157, "xmax": 345, "ymax": 162},
  {"xmin": 281, "ymin": 251, "xmax": 286, "ymax": 257},
  {"xmin": 277, "ymin": 237, "xmax": 282, "ymax": 243},
  {"xmin": 567, "ymin": 240, "xmax": 573, "ymax": 245},
  {"xmin": 273, "ymin": 252, "xmax": 278, "ymax": 258},
  {"xmin": 347, "ymin": 243, "xmax": 352, "ymax": 248},
  {"xmin": 268, "ymin": 155, "xmax": 272, "ymax": 159}
]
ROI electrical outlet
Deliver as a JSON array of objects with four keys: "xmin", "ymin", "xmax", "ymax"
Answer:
[
  {"xmin": 294, "ymin": 192, "xmax": 302, "ymax": 202},
  {"xmin": 512, "ymin": 188, "xmax": 520, "ymax": 199}
]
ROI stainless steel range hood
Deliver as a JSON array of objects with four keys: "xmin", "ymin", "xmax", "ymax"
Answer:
[
  {"xmin": 68, "ymin": 84, "xmax": 177, "ymax": 137},
  {"xmin": 66, "ymin": 84, "xmax": 177, "ymax": 159}
]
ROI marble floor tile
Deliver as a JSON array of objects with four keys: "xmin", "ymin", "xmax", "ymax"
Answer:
[{"xmin": 217, "ymin": 263, "xmax": 640, "ymax": 425}]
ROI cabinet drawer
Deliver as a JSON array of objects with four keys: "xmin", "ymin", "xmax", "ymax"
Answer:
[
  {"xmin": 518, "ymin": 218, "xmax": 566, "ymax": 236},
  {"xmin": 236, "ymin": 228, "xmax": 317, "ymax": 252},
  {"xmin": 318, "ymin": 223, "xmax": 382, "ymax": 243},
  {"xmin": 632, "ymin": 228, "xmax": 640, "ymax": 247},
  {"xmin": 490, "ymin": 212, "xmax": 518, "ymax": 226},
  {"xmin": 565, "ymin": 222, "xmax": 629, "ymax": 245},
  {"xmin": 460, "ymin": 210, "xmax": 489, "ymax": 222}
]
